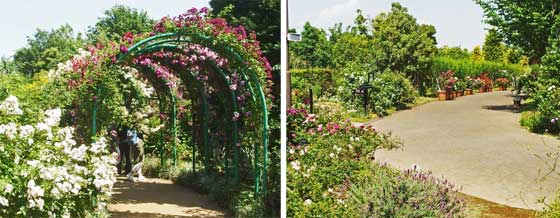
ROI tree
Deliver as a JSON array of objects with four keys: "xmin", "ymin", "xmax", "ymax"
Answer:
[
  {"xmin": 438, "ymin": 46, "xmax": 470, "ymax": 59},
  {"xmin": 0, "ymin": 57, "xmax": 17, "ymax": 74},
  {"xmin": 471, "ymin": 45, "xmax": 484, "ymax": 61},
  {"xmin": 542, "ymin": 15, "xmax": 560, "ymax": 81},
  {"xmin": 371, "ymin": 3, "xmax": 438, "ymax": 92},
  {"xmin": 210, "ymin": 0, "xmax": 280, "ymax": 67},
  {"xmin": 482, "ymin": 28, "xmax": 504, "ymax": 62},
  {"xmin": 88, "ymin": 5, "xmax": 155, "ymax": 42},
  {"xmin": 502, "ymin": 47, "xmax": 522, "ymax": 64},
  {"xmin": 351, "ymin": 9, "xmax": 370, "ymax": 36},
  {"xmin": 289, "ymin": 22, "xmax": 331, "ymax": 68},
  {"xmin": 476, "ymin": 0, "xmax": 559, "ymax": 63},
  {"xmin": 13, "ymin": 25, "xmax": 84, "ymax": 76}
]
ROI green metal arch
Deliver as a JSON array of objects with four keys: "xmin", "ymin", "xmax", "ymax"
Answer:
[{"xmin": 117, "ymin": 31, "xmax": 270, "ymax": 195}]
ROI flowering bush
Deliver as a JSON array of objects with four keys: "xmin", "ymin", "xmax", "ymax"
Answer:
[
  {"xmin": 471, "ymin": 77, "xmax": 483, "ymax": 89},
  {"xmin": 0, "ymin": 96, "xmax": 117, "ymax": 217},
  {"xmin": 494, "ymin": 77, "xmax": 510, "ymax": 87},
  {"xmin": 287, "ymin": 107, "xmax": 465, "ymax": 217},
  {"xmin": 522, "ymin": 85, "xmax": 560, "ymax": 134},
  {"xmin": 287, "ymin": 107, "xmax": 402, "ymax": 216},
  {"xmin": 478, "ymin": 72, "xmax": 493, "ymax": 89},
  {"xmin": 439, "ymin": 70, "xmax": 456, "ymax": 90}
]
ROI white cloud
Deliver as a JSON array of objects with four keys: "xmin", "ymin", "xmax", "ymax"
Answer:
[{"xmin": 318, "ymin": 0, "xmax": 359, "ymax": 18}]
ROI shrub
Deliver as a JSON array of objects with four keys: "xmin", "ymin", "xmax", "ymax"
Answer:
[
  {"xmin": 431, "ymin": 56, "xmax": 527, "ymax": 80},
  {"xmin": 0, "ymin": 96, "xmax": 116, "ymax": 217},
  {"xmin": 287, "ymin": 107, "xmax": 465, "ymax": 217},
  {"xmin": 287, "ymin": 107, "xmax": 401, "ymax": 217},
  {"xmin": 290, "ymin": 68, "xmax": 337, "ymax": 98},
  {"xmin": 539, "ymin": 190, "xmax": 560, "ymax": 218},
  {"xmin": 337, "ymin": 71, "xmax": 417, "ymax": 116},
  {"xmin": 348, "ymin": 164, "xmax": 466, "ymax": 217},
  {"xmin": 527, "ymin": 86, "xmax": 560, "ymax": 134},
  {"xmin": 369, "ymin": 72, "xmax": 417, "ymax": 115}
]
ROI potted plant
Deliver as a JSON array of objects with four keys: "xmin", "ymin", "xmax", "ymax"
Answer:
[
  {"xmin": 473, "ymin": 78, "xmax": 483, "ymax": 93},
  {"xmin": 437, "ymin": 70, "xmax": 456, "ymax": 100},
  {"xmin": 479, "ymin": 72, "xmax": 493, "ymax": 92},
  {"xmin": 443, "ymin": 71, "xmax": 456, "ymax": 100},
  {"xmin": 465, "ymin": 76, "xmax": 474, "ymax": 95},
  {"xmin": 455, "ymin": 79, "xmax": 466, "ymax": 97},
  {"xmin": 495, "ymin": 77, "xmax": 509, "ymax": 91}
]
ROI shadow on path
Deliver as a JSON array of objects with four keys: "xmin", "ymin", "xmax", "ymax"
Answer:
[{"xmin": 109, "ymin": 177, "xmax": 225, "ymax": 218}]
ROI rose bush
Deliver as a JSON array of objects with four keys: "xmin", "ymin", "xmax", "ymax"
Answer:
[{"xmin": 0, "ymin": 96, "xmax": 117, "ymax": 217}]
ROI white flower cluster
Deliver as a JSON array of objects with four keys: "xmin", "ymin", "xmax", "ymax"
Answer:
[
  {"xmin": 122, "ymin": 66, "xmax": 155, "ymax": 98},
  {"xmin": 0, "ymin": 95, "xmax": 23, "ymax": 115},
  {"xmin": 0, "ymin": 96, "xmax": 117, "ymax": 216},
  {"xmin": 48, "ymin": 48, "xmax": 91, "ymax": 79}
]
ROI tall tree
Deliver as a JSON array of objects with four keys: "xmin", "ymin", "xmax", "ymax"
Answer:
[
  {"xmin": 289, "ymin": 22, "xmax": 331, "ymax": 68},
  {"xmin": 482, "ymin": 28, "xmax": 504, "ymax": 62},
  {"xmin": 13, "ymin": 24, "xmax": 84, "ymax": 76},
  {"xmin": 88, "ymin": 5, "xmax": 155, "ymax": 42},
  {"xmin": 476, "ymin": 0, "xmax": 559, "ymax": 63},
  {"xmin": 371, "ymin": 3, "xmax": 438, "ymax": 92},
  {"xmin": 209, "ymin": 0, "xmax": 280, "ymax": 67}
]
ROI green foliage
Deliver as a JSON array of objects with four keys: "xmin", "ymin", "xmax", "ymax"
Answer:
[
  {"xmin": 482, "ymin": 29, "xmax": 505, "ymax": 62},
  {"xmin": 13, "ymin": 25, "xmax": 84, "ymax": 76},
  {"xmin": 431, "ymin": 56, "xmax": 527, "ymax": 79},
  {"xmin": 539, "ymin": 190, "xmax": 560, "ymax": 218},
  {"xmin": 542, "ymin": 15, "xmax": 560, "ymax": 81},
  {"xmin": 87, "ymin": 5, "xmax": 155, "ymax": 42},
  {"xmin": 142, "ymin": 156, "xmax": 188, "ymax": 180},
  {"xmin": 0, "ymin": 57, "xmax": 17, "ymax": 74},
  {"xmin": 287, "ymin": 108, "xmax": 401, "ymax": 217},
  {"xmin": 0, "ymin": 72, "xmax": 67, "ymax": 124},
  {"xmin": 290, "ymin": 68, "xmax": 337, "ymax": 98},
  {"xmin": 369, "ymin": 72, "xmax": 417, "ymax": 116},
  {"xmin": 475, "ymin": 0, "xmax": 558, "ymax": 63},
  {"xmin": 330, "ymin": 32, "xmax": 374, "ymax": 71},
  {"xmin": 438, "ymin": 46, "xmax": 471, "ymax": 59},
  {"xmin": 471, "ymin": 45, "xmax": 484, "ymax": 61},
  {"xmin": 348, "ymin": 165, "xmax": 466, "ymax": 217},
  {"xmin": 371, "ymin": 3, "xmax": 438, "ymax": 91},
  {"xmin": 287, "ymin": 108, "xmax": 464, "ymax": 217},
  {"xmin": 210, "ymin": 0, "xmax": 280, "ymax": 66},
  {"xmin": 289, "ymin": 22, "xmax": 331, "ymax": 68}
]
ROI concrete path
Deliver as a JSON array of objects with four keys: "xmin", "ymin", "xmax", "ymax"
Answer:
[
  {"xmin": 371, "ymin": 91, "xmax": 560, "ymax": 210},
  {"xmin": 109, "ymin": 177, "xmax": 225, "ymax": 217}
]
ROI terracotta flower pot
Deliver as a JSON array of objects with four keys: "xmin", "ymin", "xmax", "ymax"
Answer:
[
  {"xmin": 466, "ymin": 89, "xmax": 473, "ymax": 95},
  {"xmin": 455, "ymin": 90, "xmax": 463, "ymax": 97},
  {"xmin": 478, "ymin": 87, "xmax": 485, "ymax": 93},
  {"xmin": 499, "ymin": 86, "xmax": 506, "ymax": 91},
  {"xmin": 437, "ymin": 90, "xmax": 446, "ymax": 101},
  {"xmin": 445, "ymin": 88, "xmax": 454, "ymax": 100}
]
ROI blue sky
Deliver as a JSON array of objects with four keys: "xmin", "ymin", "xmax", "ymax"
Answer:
[
  {"xmin": 289, "ymin": 0, "xmax": 489, "ymax": 50},
  {"xmin": 0, "ymin": 0, "xmax": 209, "ymax": 58}
]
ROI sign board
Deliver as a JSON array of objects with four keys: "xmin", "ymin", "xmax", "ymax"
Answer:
[{"xmin": 287, "ymin": 33, "xmax": 302, "ymax": 42}]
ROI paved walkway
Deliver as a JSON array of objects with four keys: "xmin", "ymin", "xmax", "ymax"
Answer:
[
  {"xmin": 371, "ymin": 91, "xmax": 560, "ymax": 210},
  {"xmin": 109, "ymin": 177, "xmax": 225, "ymax": 217}
]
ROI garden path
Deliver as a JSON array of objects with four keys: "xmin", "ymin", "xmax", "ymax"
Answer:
[
  {"xmin": 370, "ymin": 91, "xmax": 560, "ymax": 210},
  {"xmin": 109, "ymin": 177, "xmax": 225, "ymax": 217}
]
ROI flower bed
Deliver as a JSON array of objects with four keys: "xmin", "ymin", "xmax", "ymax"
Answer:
[
  {"xmin": 287, "ymin": 107, "xmax": 466, "ymax": 217},
  {"xmin": 0, "ymin": 96, "xmax": 116, "ymax": 217}
]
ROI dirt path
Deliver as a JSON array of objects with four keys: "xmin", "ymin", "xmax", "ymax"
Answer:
[
  {"xmin": 109, "ymin": 177, "xmax": 225, "ymax": 218},
  {"xmin": 370, "ymin": 91, "xmax": 560, "ymax": 210}
]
